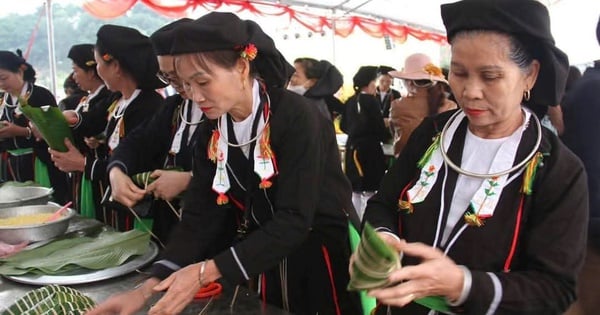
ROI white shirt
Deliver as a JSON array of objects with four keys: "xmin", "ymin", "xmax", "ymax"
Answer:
[{"xmin": 442, "ymin": 129, "xmax": 508, "ymax": 245}]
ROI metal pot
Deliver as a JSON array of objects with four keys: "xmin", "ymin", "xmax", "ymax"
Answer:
[
  {"xmin": 0, "ymin": 204, "xmax": 75, "ymax": 244},
  {"xmin": 0, "ymin": 186, "xmax": 54, "ymax": 209}
]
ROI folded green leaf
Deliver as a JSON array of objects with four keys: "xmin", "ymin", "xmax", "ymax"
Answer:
[
  {"xmin": 18, "ymin": 97, "xmax": 74, "ymax": 152},
  {"xmin": 131, "ymin": 167, "xmax": 184, "ymax": 189},
  {"xmin": 415, "ymin": 296, "xmax": 451, "ymax": 314}
]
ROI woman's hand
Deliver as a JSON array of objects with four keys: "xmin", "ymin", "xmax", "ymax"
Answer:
[
  {"xmin": 49, "ymin": 138, "xmax": 85, "ymax": 172},
  {"xmin": 146, "ymin": 170, "xmax": 191, "ymax": 201},
  {"xmin": 367, "ymin": 241, "xmax": 464, "ymax": 307},
  {"xmin": 28, "ymin": 122, "xmax": 43, "ymax": 141},
  {"xmin": 85, "ymin": 278, "xmax": 160, "ymax": 315},
  {"xmin": 0, "ymin": 121, "xmax": 28, "ymax": 138},
  {"xmin": 149, "ymin": 260, "xmax": 222, "ymax": 315},
  {"xmin": 109, "ymin": 167, "xmax": 146, "ymax": 208},
  {"xmin": 63, "ymin": 110, "xmax": 79, "ymax": 126}
]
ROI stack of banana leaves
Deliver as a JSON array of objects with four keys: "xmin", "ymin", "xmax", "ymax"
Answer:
[
  {"xmin": 0, "ymin": 229, "xmax": 149, "ymax": 276},
  {"xmin": 18, "ymin": 97, "xmax": 73, "ymax": 152},
  {"xmin": 0, "ymin": 285, "xmax": 95, "ymax": 315},
  {"xmin": 348, "ymin": 222, "xmax": 451, "ymax": 314}
]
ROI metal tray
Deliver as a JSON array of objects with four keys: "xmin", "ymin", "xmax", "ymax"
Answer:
[{"xmin": 3, "ymin": 241, "xmax": 159, "ymax": 286}]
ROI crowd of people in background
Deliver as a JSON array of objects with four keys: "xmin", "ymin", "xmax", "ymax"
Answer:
[{"xmin": 0, "ymin": 0, "xmax": 598, "ymax": 314}]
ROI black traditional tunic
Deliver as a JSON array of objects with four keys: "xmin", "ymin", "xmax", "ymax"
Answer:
[
  {"xmin": 364, "ymin": 110, "xmax": 588, "ymax": 315},
  {"xmin": 149, "ymin": 87, "xmax": 361, "ymax": 314},
  {"xmin": 341, "ymin": 93, "xmax": 388, "ymax": 191},
  {"xmin": 108, "ymin": 94, "xmax": 201, "ymax": 243},
  {"xmin": 67, "ymin": 85, "xmax": 116, "ymax": 217},
  {"xmin": 82, "ymin": 89, "xmax": 163, "ymax": 229},
  {"xmin": 0, "ymin": 84, "xmax": 69, "ymax": 204}
]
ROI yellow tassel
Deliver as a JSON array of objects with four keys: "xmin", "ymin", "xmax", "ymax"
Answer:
[
  {"xmin": 520, "ymin": 152, "xmax": 543, "ymax": 195},
  {"xmin": 106, "ymin": 99, "xmax": 119, "ymax": 118},
  {"xmin": 259, "ymin": 123, "xmax": 274, "ymax": 159},
  {"xmin": 353, "ymin": 150, "xmax": 364, "ymax": 177},
  {"xmin": 398, "ymin": 200, "xmax": 414, "ymax": 213},
  {"xmin": 208, "ymin": 130, "xmax": 220, "ymax": 163},
  {"xmin": 464, "ymin": 213, "xmax": 484, "ymax": 227}
]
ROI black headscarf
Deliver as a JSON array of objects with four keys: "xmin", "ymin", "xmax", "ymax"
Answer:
[
  {"xmin": 150, "ymin": 18, "xmax": 193, "ymax": 56},
  {"xmin": 96, "ymin": 24, "xmax": 166, "ymax": 90},
  {"xmin": 304, "ymin": 60, "xmax": 343, "ymax": 98},
  {"xmin": 441, "ymin": 0, "xmax": 569, "ymax": 106},
  {"xmin": 171, "ymin": 12, "xmax": 294, "ymax": 88},
  {"xmin": 68, "ymin": 44, "xmax": 96, "ymax": 70}
]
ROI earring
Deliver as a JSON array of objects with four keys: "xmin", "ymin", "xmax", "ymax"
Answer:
[{"xmin": 523, "ymin": 89, "xmax": 531, "ymax": 101}]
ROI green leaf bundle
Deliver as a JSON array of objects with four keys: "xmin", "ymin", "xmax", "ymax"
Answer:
[{"xmin": 0, "ymin": 285, "xmax": 95, "ymax": 315}]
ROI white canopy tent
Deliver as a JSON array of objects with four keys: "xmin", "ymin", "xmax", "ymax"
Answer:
[
  {"xmin": 29, "ymin": 0, "xmax": 600, "ymax": 95},
  {"xmin": 266, "ymin": 0, "xmax": 600, "ymax": 65}
]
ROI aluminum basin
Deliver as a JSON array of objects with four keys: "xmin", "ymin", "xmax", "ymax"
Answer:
[
  {"xmin": 0, "ymin": 186, "xmax": 54, "ymax": 209},
  {"xmin": 0, "ymin": 204, "xmax": 75, "ymax": 244}
]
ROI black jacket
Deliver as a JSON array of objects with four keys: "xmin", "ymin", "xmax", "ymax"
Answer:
[
  {"xmin": 561, "ymin": 60, "xmax": 600, "ymax": 249},
  {"xmin": 149, "ymin": 88, "xmax": 358, "ymax": 281},
  {"xmin": 366, "ymin": 111, "xmax": 588, "ymax": 315}
]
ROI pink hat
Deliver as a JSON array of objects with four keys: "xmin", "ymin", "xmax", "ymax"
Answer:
[{"xmin": 389, "ymin": 53, "xmax": 448, "ymax": 84}]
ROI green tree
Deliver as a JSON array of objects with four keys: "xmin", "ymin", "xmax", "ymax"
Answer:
[{"xmin": 0, "ymin": 2, "xmax": 172, "ymax": 97}]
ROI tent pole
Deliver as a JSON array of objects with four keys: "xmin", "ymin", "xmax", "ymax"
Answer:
[
  {"xmin": 331, "ymin": 9, "xmax": 336, "ymax": 65},
  {"xmin": 45, "ymin": 0, "xmax": 57, "ymax": 96}
]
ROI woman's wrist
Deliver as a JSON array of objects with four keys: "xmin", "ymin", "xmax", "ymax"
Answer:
[
  {"xmin": 24, "ymin": 126, "xmax": 32, "ymax": 139},
  {"xmin": 447, "ymin": 265, "xmax": 471, "ymax": 306},
  {"xmin": 198, "ymin": 260, "xmax": 207, "ymax": 287}
]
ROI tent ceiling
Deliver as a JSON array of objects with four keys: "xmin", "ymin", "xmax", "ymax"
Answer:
[{"xmin": 275, "ymin": 0, "xmax": 448, "ymax": 34}]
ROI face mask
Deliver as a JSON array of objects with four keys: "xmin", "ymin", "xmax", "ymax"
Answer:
[{"xmin": 287, "ymin": 84, "xmax": 308, "ymax": 95}]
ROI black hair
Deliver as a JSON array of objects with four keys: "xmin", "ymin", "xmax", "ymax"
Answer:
[
  {"xmin": 451, "ymin": 30, "xmax": 535, "ymax": 75},
  {"xmin": 293, "ymin": 57, "xmax": 321, "ymax": 79},
  {"xmin": 63, "ymin": 72, "xmax": 82, "ymax": 93},
  {"xmin": 0, "ymin": 49, "xmax": 37, "ymax": 83}
]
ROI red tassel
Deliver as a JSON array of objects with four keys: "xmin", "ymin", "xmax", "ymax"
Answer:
[
  {"xmin": 259, "ymin": 179, "xmax": 272, "ymax": 189},
  {"xmin": 216, "ymin": 193, "xmax": 229, "ymax": 205}
]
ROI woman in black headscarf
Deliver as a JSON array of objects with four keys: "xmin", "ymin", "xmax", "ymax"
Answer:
[
  {"xmin": 106, "ymin": 18, "xmax": 202, "ymax": 244},
  {"xmin": 0, "ymin": 50, "xmax": 69, "ymax": 203},
  {"xmin": 340, "ymin": 66, "xmax": 389, "ymax": 219},
  {"xmin": 52, "ymin": 43, "xmax": 117, "ymax": 218},
  {"xmin": 50, "ymin": 25, "xmax": 166, "ymax": 230},
  {"xmin": 287, "ymin": 57, "xmax": 344, "ymax": 120},
  {"xmin": 87, "ymin": 12, "xmax": 360, "ymax": 315},
  {"xmin": 356, "ymin": 1, "xmax": 588, "ymax": 314}
]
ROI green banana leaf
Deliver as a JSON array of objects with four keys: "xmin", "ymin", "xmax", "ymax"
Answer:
[
  {"xmin": 131, "ymin": 167, "xmax": 184, "ymax": 189},
  {"xmin": 79, "ymin": 177, "xmax": 96, "ymax": 219},
  {"xmin": 415, "ymin": 296, "xmax": 451, "ymax": 314},
  {"xmin": 348, "ymin": 222, "xmax": 377, "ymax": 315},
  {"xmin": 18, "ymin": 97, "xmax": 74, "ymax": 152},
  {"xmin": 34, "ymin": 157, "xmax": 51, "ymax": 188},
  {"xmin": 0, "ymin": 230, "xmax": 150, "ymax": 275},
  {"xmin": 0, "ymin": 285, "xmax": 95, "ymax": 315}
]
